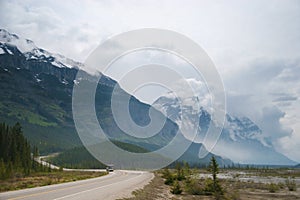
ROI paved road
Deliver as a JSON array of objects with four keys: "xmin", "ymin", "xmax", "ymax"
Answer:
[{"xmin": 0, "ymin": 170, "xmax": 153, "ymax": 200}]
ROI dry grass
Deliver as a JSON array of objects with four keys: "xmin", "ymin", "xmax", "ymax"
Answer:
[
  {"xmin": 0, "ymin": 171, "xmax": 107, "ymax": 192},
  {"xmin": 120, "ymin": 172, "xmax": 176, "ymax": 200},
  {"xmin": 122, "ymin": 169, "xmax": 300, "ymax": 200}
]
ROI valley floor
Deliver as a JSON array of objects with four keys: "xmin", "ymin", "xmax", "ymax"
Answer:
[{"xmin": 124, "ymin": 169, "xmax": 300, "ymax": 200}]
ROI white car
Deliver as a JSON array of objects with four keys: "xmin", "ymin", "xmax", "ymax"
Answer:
[{"xmin": 106, "ymin": 165, "xmax": 114, "ymax": 172}]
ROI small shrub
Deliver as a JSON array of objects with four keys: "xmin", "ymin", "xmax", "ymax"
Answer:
[
  {"xmin": 162, "ymin": 168, "xmax": 175, "ymax": 185},
  {"xmin": 268, "ymin": 183, "xmax": 279, "ymax": 193},
  {"xmin": 183, "ymin": 162, "xmax": 191, "ymax": 176},
  {"xmin": 277, "ymin": 182, "xmax": 285, "ymax": 189},
  {"xmin": 164, "ymin": 175, "xmax": 174, "ymax": 185},
  {"xmin": 171, "ymin": 180, "xmax": 182, "ymax": 194},
  {"xmin": 175, "ymin": 163, "xmax": 185, "ymax": 181},
  {"xmin": 204, "ymin": 178, "xmax": 224, "ymax": 195},
  {"xmin": 44, "ymin": 179, "xmax": 52, "ymax": 185},
  {"xmin": 162, "ymin": 168, "xmax": 171, "ymax": 179},
  {"xmin": 185, "ymin": 178, "xmax": 204, "ymax": 195},
  {"xmin": 204, "ymin": 178, "xmax": 214, "ymax": 195},
  {"xmin": 285, "ymin": 178, "xmax": 297, "ymax": 191}
]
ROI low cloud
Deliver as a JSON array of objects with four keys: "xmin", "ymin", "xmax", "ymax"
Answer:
[
  {"xmin": 225, "ymin": 59, "xmax": 300, "ymax": 161},
  {"xmin": 273, "ymin": 96, "xmax": 298, "ymax": 102},
  {"xmin": 259, "ymin": 106, "xmax": 292, "ymax": 139}
]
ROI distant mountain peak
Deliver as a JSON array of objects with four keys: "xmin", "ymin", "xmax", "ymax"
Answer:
[
  {"xmin": 0, "ymin": 29, "xmax": 19, "ymax": 41},
  {"xmin": 0, "ymin": 29, "xmax": 83, "ymax": 69},
  {"xmin": 224, "ymin": 114, "xmax": 271, "ymax": 147},
  {"xmin": 153, "ymin": 93, "xmax": 296, "ymax": 165}
]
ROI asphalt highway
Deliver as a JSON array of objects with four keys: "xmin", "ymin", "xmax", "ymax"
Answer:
[{"xmin": 0, "ymin": 170, "xmax": 153, "ymax": 200}]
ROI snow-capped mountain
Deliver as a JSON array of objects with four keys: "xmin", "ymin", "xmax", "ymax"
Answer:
[
  {"xmin": 225, "ymin": 115, "xmax": 271, "ymax": 147},
  {"xmin": 0, "ymin": 29, "xmax": 295, "ymax": 166},
  {"xmin": 0, "ymin": 29, "xmax": 83, "ymax": 69},
  {"xmin": 153, "ymin": 93, "xmax": 267, "ymax": 143},
  {"xmin": 0, "ymin": 29, "xmax": 234, "ymax": 167},
  {"xmin": 153, "ymin": 94, "xmax": 296, "ymax": 165}
]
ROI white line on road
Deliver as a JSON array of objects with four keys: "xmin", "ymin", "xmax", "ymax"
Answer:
[{"xmin": 53, "ymin": 173, "xmax": 141, "ymax": 200}]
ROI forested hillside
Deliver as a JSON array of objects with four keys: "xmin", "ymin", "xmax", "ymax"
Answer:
[
  {"xmin": 0, "ymin": 122, "xmax": 48, "ymax": 180},
  {"xmin": 49, "ymin": 140, "xmax": 148, "ymax": 169}
]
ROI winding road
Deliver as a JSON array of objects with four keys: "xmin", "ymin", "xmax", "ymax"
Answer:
[{"xmin": 0, "ymin": 170, "xmax": 153, "ymax": 200}]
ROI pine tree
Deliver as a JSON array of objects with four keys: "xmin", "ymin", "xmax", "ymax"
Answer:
[
  {"xmin": 0, "ymin": 122, "xmax": 43, "ymax": 179},
  {"xmin": 207, "ymin": 156, "xmax": 223, "ymax": 195},
  {"xmin": 208, "ymin": 156, "xmax": 218, "ymax": 186}
]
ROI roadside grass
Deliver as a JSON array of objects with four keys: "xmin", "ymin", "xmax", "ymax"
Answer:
[
  {"xmin": 0, "ymin": 171, "xmax": 107, "ymax": 192},
  {"xmin": 120, "ymin": 172, "xmax": 175, "ymax": 200}
]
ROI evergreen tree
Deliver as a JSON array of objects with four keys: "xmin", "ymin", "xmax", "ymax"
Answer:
[
  {"xmin": 207, "ymin": 156, "xmax": 223, "ymax": 195},
  {"xmin": 0, "ymin": 122, "xmax": 44, "ymax": 179}
]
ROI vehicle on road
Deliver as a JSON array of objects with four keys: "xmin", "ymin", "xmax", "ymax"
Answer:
[{"xmin": 106, "ymin": 164, "xmax": 114, "ymax": 172}]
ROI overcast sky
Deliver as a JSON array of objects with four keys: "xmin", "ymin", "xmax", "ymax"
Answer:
[{"xmin": 1, "ymin": 0, "xmax": 300, "ymax": 162}]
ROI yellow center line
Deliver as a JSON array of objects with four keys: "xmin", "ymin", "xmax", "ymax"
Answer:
[{"xmin": 8, "ymin": 172, "xmax": 123, "ymax": 200}]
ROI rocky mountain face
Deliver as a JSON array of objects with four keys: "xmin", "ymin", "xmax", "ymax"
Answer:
[
  {"xmin": 153, "ymin": 92, "xmax": 297, "ymax": 165},
  {"xmin": 0, "ymin": 29, "xmax": 232, "ymax": 166}
]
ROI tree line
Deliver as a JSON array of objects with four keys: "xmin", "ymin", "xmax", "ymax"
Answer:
[{"xmin": 0, "ymin": 122, "xmax": 49, "ymax": 180}]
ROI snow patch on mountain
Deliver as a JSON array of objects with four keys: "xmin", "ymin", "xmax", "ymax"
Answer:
[
  {"xmin": 153, "ymin": 91, "xmax": 272, "ymax": 148},
  {"xmin": 224, "ymin": 115, "xmax": 271, "ymax": 147},
  {"xmin": 0, "ymin": 43, "xmax": 14, "ymax": 55},
  {"xmin": 0, "ymin": 48, "xmax": 4, "ymax": 55},
  {"xmin": 0, "ymin": 29, "xmax": 83, "ymax": 69}
]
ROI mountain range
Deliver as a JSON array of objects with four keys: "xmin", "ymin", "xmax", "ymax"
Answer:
[
  {"xmin": 153, "ymin": 89, "xmax": 297, "ymax": 165},
  {"xmin": 0, "ymin": 29, "xmax": 297, "ymax": 166}
]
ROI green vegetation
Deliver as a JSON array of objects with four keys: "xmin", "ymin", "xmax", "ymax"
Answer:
[
  {"xmin": 162, "ymin": 157, "xmax": 225, "ymax": 198},
  {"xmin": 163, "ymin": 163, "xmax": 187, "ymax": 195},
  {"xmin": 127, "ymin": 165, "xmax": 300, "ymax": 200},
  {"xmin": 48, "ymin": 140, "xmax": 149, "ymax": 169},
  {"xmin": 0, "ymin": 64, "xmax": 177, "ymax": 155},
  {"xmin": 48, "ymin": 146, "xmax": 106, "ymax": 169},
  {"xmin": 175, "ymin": 163, "xmax": 185, "ymax": 181},
  {"xmin": 268, "ymin": 183, "xmax": 279, "ymax": 193},
  {"xmin": 0, "ymin": 122, "xmax": 50, "ymax": 180},
  {"xmin": 111, "ymin": 140, "xmax": 149, "ymax": 153},
  {"xmin": 162, "ymin": 168, "xmax": 174, "ymax": 185},
  {"xmin": 0, "ymin": 122, "xmax": 108, "ymax": 192},
  {"xmin": 0, "ymin": 64, "xmax": 82, "ymax": 154},
  {"xmin": 170, "ymin": 180, "xmax": 182, "ymax": 194},
  {"xmin": 207, "ymin": 156, "xmax": 224, "ymax": 196},
  {"xmin": 4, "ymin": 102, "xmax": 57, "ymax": 127}
]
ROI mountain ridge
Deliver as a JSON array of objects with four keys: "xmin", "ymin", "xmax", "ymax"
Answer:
[
  {"xmin": 0, "ymin": 29, "xmax": 233, "ymax": 167},
  {"xmin": 153, "ymin": 90, "xmax": 297, "ymax": 165},
  {"xmin": 0, "ymin": 29, "xmax": 83, "ymax": 69}
]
